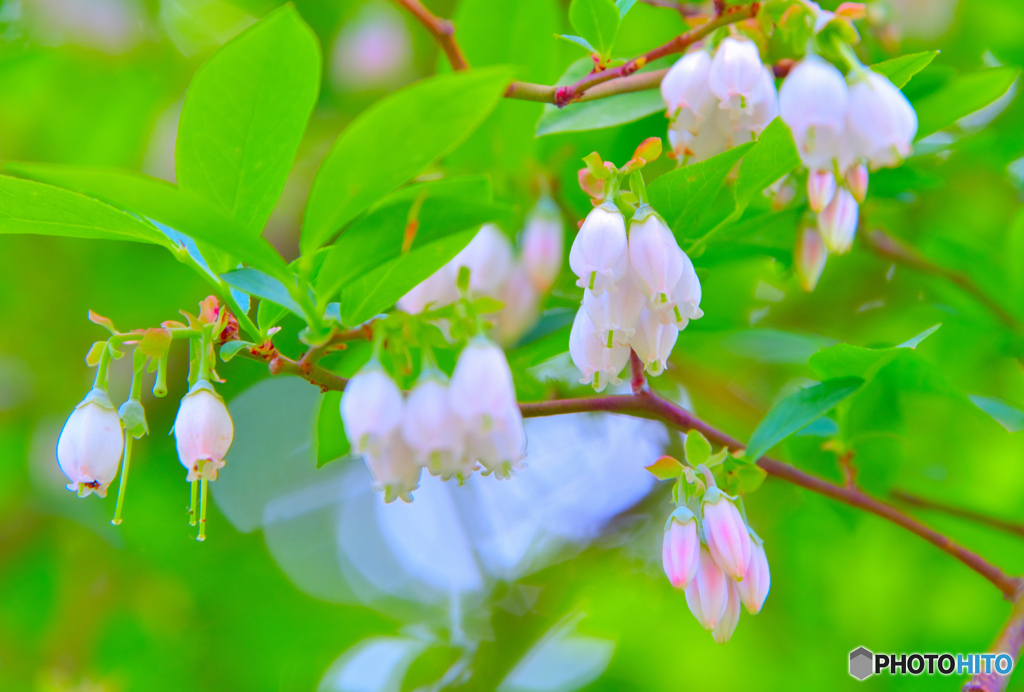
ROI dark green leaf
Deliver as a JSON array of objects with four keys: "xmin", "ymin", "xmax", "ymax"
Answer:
[
  {"xmin": 176, "ymin": 5, "xmax": 321, "ymax": 234},
  {"xmin": 301, "ymin": 67, "xmax": 514, "ymax": 253},
  {"xmin": 871, "ymin": 51, "xmax": 938, "ymax": 89},
  {"xmin": 648, "ymin": 142, "xmax": 754, "ymax": 230},
  {"xmin": 569, "ymin": 0, "xmax": 620, "ymax": 58},
  {"xmin": 220, "ymin": 267, "xmax": 304, "ymax": 318},
  {"xmin": 744, "ymin": 377, "xmax": 865, "ymax": 461},
  {"xmin": 913, "ymin": 66, "xmax": 1020, "ymax": 139}
]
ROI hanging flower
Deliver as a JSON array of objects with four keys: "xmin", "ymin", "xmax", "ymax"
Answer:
[
  {"xmin": 365, "ymin": 433, "xmax": 422, "ymax": 503},
  {"xmin": 807, "ymin": 169, "xmax": 837, "ymax": 213},
  {"xmin": 631, "ymin": 308, "xmax": 678, "ymax": 376},
  {"xmin": 494, "ymin": 263, "xmax": 540, "ymax": 346},
  {"xmin": 818, "ymin": 186, "xmax": 859, "ymax": 254},
  {"xmin": 582, "ymin": 268, "xmax": 646, "ymax": 347},
  {"xmin": 708, "ymin": 37, "xmax": 766, "ymax": 112},
  {"xmin": 702, "ymin": 487, "xmax": 753, "ymax": 581},
  {"xmin": 737, "ymin": 538, "xmax": 771, "ymax": 614},
  {"xmin": 396, "ymin": 263, "xmax": 459, "ymax": 314},
  {"xmin": 846, "ymin": 162, "xmax": 869, "ymax": 203},
  {"xmin": 795, "ymin": 226, "xmax": 829, "ymax": 292},
  {"xmin": 568, "ymin": 306, "xmax": 631, "ymax": 392},
  {"xmin": 400, "ymin": 374, "xmax": 467, "ymax": 480},
  {"xmin": 173, "ymin": 379, "xmax": 234, "ymax": 482},
  {"xmin": 568, "ymin": 202, "xmax": 630, "ymax": 297},
  {"xmin": 451, "ymin": 223, "xmax": 514, "ymax": 297},
  {"xmin": 662, "ymin": 507, "xmax": 700, "ymax": 589},
  {"xmin": 448, "ymin": 336, "xmax": 519, "ymax": 428},
  {"xmin": 779, "ymin": 56, "xmax": 851, "ymax": 172},
  {"xmin": 846, "ymin": 70, "xmax": 918, "ymax": 169},
  {"xmin": 521, "ymin": 200, "xmax": 565, "ymax": 294},
  {"xmin": 340, "ymin": 364, "xmax": 404, "ymax": 455},
  {"xmin": 684, "ymin": 545, "xmax": 731, "ymax": 631},
  {"xmin": 661, "ymin": 49, "xmax": 715, "ymax": 134},
  {"xmin": 711, "ymin": 580, "xmax": 743, "ymax": 644},
  {"xmin": 628, "ymin": 208, "xmax": 685, "ymax": 307},
  {"xmin": 56, "ymin": 388, "xmax": 124, "ymax": 497}
]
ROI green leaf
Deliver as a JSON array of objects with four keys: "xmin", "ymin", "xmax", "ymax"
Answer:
[
  {"xmin": 0, "ymin": 174, "xmax": 173, "ymax": 248},
  {"xmin": 684, "ymin": 430, "xmax": 712, "ymax": 466},
  {"xmin": 645, "ymin": 455, "xmax": 683, "ymax": 480},
  {"xmin": 733, "ymin": 117, "xmax": 800, "ymax": 212},
  {"xmin": 744, "ymin": 377, "xmax": 865, "ymax": 461},
  {"xmin": 871, "ymin": 50, "xmax": 938, "ymax": 89},
  {"xmin": 969, "ymin": 395, "xmax": 1024, "ymax": 433},
  {"xmin": 316, "ymin": 390, "xmax": 350, "ymax": 468},
  {"xmin": 220, "ymin": 267, "xmax": 304, "ymax": 318},
  {"xmin": 569, "ymin": 0, "xmax": 620, "ymax": 58},
  {"xmin": 615, "ymin": 0, "xmax": 638, "ymax": 17},
  {"xmin": 3, "ymin": 162, "xmax": 291, "ymax": 281},
  {"xmin": 557, "ymin": 34, "xmax": 598, "ymax": 54},
  {"xmin": 301, "ymin": 67, "xmax": 514, "ymax": 254},
  {"xmin": 648, "ymin": 142, "xmax": 754, "ymax": 232},
  {"xmin": 316, "ymin": 179, "xmax": 512, "ymax": 303},
  {"xmin": 339, "ymin": 228, "xmax": 478, "ymax": 325},
  {"xmin": 913, "ymin": 66, "xmax": 1020, "ymax": 139},
  {"xmin": 176, "ymin": 5, "xmax": 320, "ymax": 234},
  {"xmin": 536, "ymin": 57, "xmax": 670, "ymax": 136},
  {"xmin": 219, "ymin": 340, "xmax": 255, "ymax": 362}
]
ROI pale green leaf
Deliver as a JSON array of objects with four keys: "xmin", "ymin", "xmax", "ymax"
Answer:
[{"xmin": 569, "ymin": 0, "xmax": 620, "ymax": 58}]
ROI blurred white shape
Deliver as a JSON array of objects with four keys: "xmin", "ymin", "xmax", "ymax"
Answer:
[
  {"xmin": 318, "ymin": 635, "xmax": 431, "ymax": 692},
  {"xmin": 498, "ymin": 615, "xmax": 614, "ymax": 692},
  {"xmin": 330, "ymin": 3, "xmax": 412, "ymax": 91},
  {"xmin": 159, "ymin": 0, "xmax": 254, "ymax": 58},
  {"xmin": 142, "ymin": 99, "xmax": 182, "ymax": 183},
  {"xmin": 886, "ymin": 0, "xmax": 957, "ymax": 39},
  {"xmin": 28, "ymin": 0, "xmax": 145, "ymax": 53}
]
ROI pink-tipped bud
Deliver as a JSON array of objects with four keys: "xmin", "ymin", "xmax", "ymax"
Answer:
[
  {"xmin": 712, "ymin": 580, "xmax": 742, "ymax": 644},
  {"xmin": 818, "ymin": 186, "xmax": 859, "ymax": 254},
  {"xmin": 662, "ymin": 508, "xmax": 700, "ymax": 589},
  {"xmin": 521, "ymin": 200, "xmax": 564, "ymax": 294},
  {"xmin": 57, "ymin": 388, "xmax": 124, "ymax": 498},
  {"xmin": 173, "ymin": 380, "xmax": 234, "ymax": 482},
  {"xmin": 737, "ymin": 538, "xmax": 771, "ymax": 614},
  {"xmin": 684, "ymin": 546, "xmax": 730, "ymax": 630},
  {"xmin": 702, "ymin": 488, "xmax": 752, "ymax": 581},
  {"xmin": 795, "ymin": 226, "xmax": 828, "ymax": 293},
  {"xmin": 846, "ymin": 163, "xmax": 869, "ymax": 203},
  {"xmin": 807, "ymin": 169, "xmax": 837, "ymax": 213}
]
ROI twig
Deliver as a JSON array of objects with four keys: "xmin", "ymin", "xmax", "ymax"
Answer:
[
  {"xmin": 391, "ymin": 0, "xmax": 468, "ymax": 71},
  {"xmin": 640, "ymin": 0, "xmax": 702, "ymax": 18},
  {"xmin": 963, "ymin": 588, "xmax": 1024, "ymax": 692},
  {"xmin": 891, "ymin": 490, "xmax": 1024, "ymax": 541},
  {"xmin": 864, "ymin": 229, "xmax": 1022, "ymax": 332}
]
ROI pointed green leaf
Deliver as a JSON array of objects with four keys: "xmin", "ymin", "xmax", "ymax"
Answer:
[
  {"xmin": 733, "ymin": 117, "xmax": 800, "ymax": 212},
  {"xmin": 871, "ymin": 50, "xmax": 938, "ymax": 89},
  {"xmin": 913, "ymin": 65, "xmax": 1019, "ymax": 139},
  {"xmin": 569, "ymin": 0, "xmax": 620, "ymax": 58},
  {"xmin": 648, "ymin": 142, "xmax": 754, "ymax": 233},
  {"xmin": 685, "ymin": 430, "xmax": 712, "ymax": 466}
]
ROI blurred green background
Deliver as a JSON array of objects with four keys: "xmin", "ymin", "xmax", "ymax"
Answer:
[{"xmin": 1, "ymin": 0, "xmax": 1024, "ymax": 689}]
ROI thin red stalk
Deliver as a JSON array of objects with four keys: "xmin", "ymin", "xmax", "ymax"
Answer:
[
  {"xmin": 963, "ymin": 590, "xmax": 1024, "ymax": 692},
  {"xmin": 391, "ymin": 0, "xmax": 468, "ymax": 71}
]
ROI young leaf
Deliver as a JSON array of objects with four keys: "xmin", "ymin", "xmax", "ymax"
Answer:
[
  {"xmin": 645, "ymin": 455, "xmax": 684, "ymax": 480},
  {"xmin": 871, "ymin": 51, "xmax": 938, "ymax": 89},
  {"xmin": 219, "ymin": 340, "xmax": 255, "ymax": 362},
  {"xmin": 684, "ymin": 430, "xmax": 712, "ymax": 466},
  {"xmin": 913, "ymin": 65, "xmax": 1019, "ymax": 139},
  {"xmin": 569, "ymin": 0, "xmax": 620, "ymax": 59},
  {"xmin": 301, "ymin": 67, "xmax": 514, "ymax": 254},
  {"xmin": 557, "ymin": 34, "xmax": 598, "ymax": 54},
  {"xmin": 176, "ymin": 5, "xmax": 321, "ymax": 235},
  {"xmin": 648, "ymin": 142, "xmax": 754, "ymax": 232},
  {"xmin": 744, "ymin": 377, "xmax": 865, "ymax": 462}
]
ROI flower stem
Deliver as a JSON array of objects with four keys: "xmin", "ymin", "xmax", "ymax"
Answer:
[
  {"xmin": 93, "ymin": 342, "xmax": 113, "ymax": 391},
  {"xmin": 111, "ymin": 434, "xmax": 132, "ymax": 526},
  {"xmin": 189, "ymin": 480, "xmax": 198, "ymax": 527},
  {"xmin": 197, "ymin": 478, "xmax": 209, "ymax": 542}
]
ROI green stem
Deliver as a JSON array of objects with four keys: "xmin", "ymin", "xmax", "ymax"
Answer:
[
  {"xmin": 189, "ymin": 480, "xmax": 198, "ymax": 527},
  {"xmin": 111, "ymin": 434, "xmax": 132, "ymax": 526},
  {"xmin": 197, "ymin": 325, "xmax": 213, "ymax": 382},
  {"xmin": 93, "ymin": 342, "xmax": 113, "ymax": 390},
  {"xmin": 153, "ymin": 355, "xmax": 168, "ymax": 398},
  {"xmin": 834, "ymin": 40, "xmax": 868, "ymax": 82},
  {"xmin": 197, "ymin": 478, "xmax": 209, "ymax": 542}
]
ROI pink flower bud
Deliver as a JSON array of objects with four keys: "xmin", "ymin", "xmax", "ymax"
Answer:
[
  {"xmin": 708, "ymin": 38, "xmax": 764, "ymax": 112},
  {"xmin": 702, "ymin": 488, "xmax": 752, "ymax": 581},
  {"xmin": 569, "ymin": 306, "xmax": 630, "ymax": 392},
  {"xmin": 737, "ymin": 539, "xmax": 771, "ymax": 614},
  {"xmin": 712, "ymin": 579, "xmax": 742, "ymax": 644},
  {"xmin": 795, "ymin": 226, "xmax": 828, "ymax": 292},
  {"xmin": 365, "ymin": 432, "xmax": 422, "ymax": 503},
  {"xmin": 452, "ymin": 224, "xmax": 514, "ymax": 297},
  {"xmin": 818, "ymin": 186, "xmax": 859, "ymax": 254},
  {"xmin": 662, "ymin": 508, "xmax": 700, "ymax": 589},
  {"xmin": 661, "ymin": 49, "xmax": 714, "ymax": 133},
  {"xmin": 57, "ymin": 388, "xmax": 123, "ymax": 497},
  {"xmin": 569, "ymin": 202, "xmax": 629, "ymax": 297},
  {"xmin": 341, "ymin": 366, "xmax": 404, "ymax": 455},
  {"xmin": 628, "ymin": 209, "xmax": 685, "ymax": 305},
  {"xmin": 846, "ymin": 71, "xmax": 917, "ymax": 169},
  {"xmin": 582, "ymin": 268, "xmax": 645, "ymax": 346},
  {"xmin": 521, "ymin": 200, "xmax": 564, "ymax": 293},
  {"xmin": 397, "ymin": 263, "xmax": 458, "ymax": 314},
  {"xmin": 631, "ymin": 308, "xmax": 678, "ymax": 376},
  {"xmin": 807, "ymin": 169, "xmax": 837, "ymax": 213},
  {"xmin": 494, "ymin": 263, "xmax": 540, "ymax": 346},
  {"xmin": 779, "ymin": 56, "xmax": 850, "ymax": 171},
  {"xmin": 684, "ymin": 545, "xmax": 730, "ymax": 630},
  {"xmin": 846, "ymin": 162, "xmax": 869, "ymax": 203},
  {"xmin": 174, "ymin": 380, "xmax": 234, "ymax": 482}
]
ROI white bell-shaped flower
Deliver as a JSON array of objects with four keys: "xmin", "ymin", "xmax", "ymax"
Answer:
[
  {"xmin": 568, "ymin": 201, "xmax": 629, "ymax": 297},
  {"xmin": 720, "ymin": 66, "xmax": 779, "ymax": 143},
  {"xmin": 568, "ymin": 306, "xmax": 630, "ymax": 392},
  {"xmin": 703, "ymin": 487, "xmax": 752, "ymax": 581},
  {"xmin": 779, "ymin": 56, "xmax": 850, "ymax": 171},
  {"xmin": 364, "ymin": 432, "xmax": 422, "ymax": 503},
  {"xmin": 57, "ymin": 388, "xmax": 124, "ymax": 497},
  {"xmin": 709, "ymin": 38, "xmax": 765, "ymax": 112},
  {"xmin": 796, "ymin": 226, "xmax": 828, "ymax": 292},
  {"xmin": 465, "ymin": 404, "xmax": 526, "ymax": 480},
  {"xmin": 807, "ymin": 169, "xmax": 837, "ymax": 213},
  {"xmin": 341, "ymin": 364, "xmax": 404, "ymax": 455},
  {"xmin": 846, "ymin": 70, "xmax": 918, "ymax": 169},
  {"xmin": 521, "ymin": 199, "xmax": 564, "ymax": 293},
  {"xmin": 737, "ymin": 538, "xmax": 771, "ymax": 614},
  {"xmin": 174, "ymin": 379, "xmax": 234, "ymax": 482},
  {"xmin": 451, "ymin": 223, "xmax": 514, "ymax": 297},
  {"xmin": 631, "ymin": 308, "xmax": 678, "ymax": 376},
  {"xmin": 449, "ymin": 336, "xmax": 518, "ymax": 428},
  {"xmin": 818, "ymin": 186, "xmax": 859, "ymax": 254},
  {"xmin": 684, "ymin": 545, "xmax": 730, "ymax": 631},
  {"xmin": 493, "ymin": 263, "xmax": 540, "ymax": 346},
  {"xmin": 668, "ymin": 111, "xmax": 732, "ymax": 162},
  {"xmin": 397, "ymin": 263, "xmax": 459, "ymax": 314},
  {"xmin": 846, "ymin": 162, "xmax": 869, "ymax": 203},
  {"xmin": 400, "ymin": 373, "xmax": 466, "ymax": 480},
  {"xmin": 661, "ymin": 49, "xmax": 715, "ymax": 133},
  {"xmin": 582, "ymin": 267, "xmax": 645, "ymax": 346},
  {"xmin": 628, "ymin": 207, "xmax": 685, "ymax": 306},
  {"xmin": 711, "ymin": 580, "xmax": 742, "ymax": 644},
  {"xmin": 653, "ymin": 250, "xmax": 703, "ymax": 327}
]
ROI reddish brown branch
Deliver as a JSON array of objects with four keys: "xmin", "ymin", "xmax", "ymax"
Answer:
[
  {"xmin": 391, "ymin": 0, "xmax": 468, "ymax": 71},
  {"xmin": 640, "ymin": 0, "xmax": 702, "ymax": 18},
  {"xmin": 963, "ymin": 589, "xmax": 1024, "ymax": 692},
  {"xmin": 892, "ymin": 490, "xmax": 1024, "ymax": 541}
]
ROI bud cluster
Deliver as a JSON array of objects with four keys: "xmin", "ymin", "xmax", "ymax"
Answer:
[
  {"xmin": 661, "ymin": 37, "xmax": 779, "ymax": 163},
  {"xmin": 340, "ymin": 336, "xmax": 525, "ymax": 503},
  {"xmin": 397, "ymin": 199, "xmax": 564, "ymax": 345}
]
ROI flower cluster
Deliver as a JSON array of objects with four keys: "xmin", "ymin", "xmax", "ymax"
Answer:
[
  {"xmin": 780, "ymin": 55, "xmax": 917, "ymax": 283},
  {"xmin": 568, "ymin": 202, "xmax": 702, "ymax": 390},
  {"xmin": 341, "ymin": 337, "xmax": 526, "ymax": 503},
  {"xmin": 397, "ymin": 199, "xmax": 564, "ymax": 345},
  {"xmin": 662, "ymin": 485, "xmax": 770, "ymax": 644},
  {"xmin": 661, "ymin": 37, "xmax": 779, "ymax": 163}
]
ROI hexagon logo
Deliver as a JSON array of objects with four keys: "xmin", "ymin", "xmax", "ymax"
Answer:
[{"xmin": 850, "ymin": 647, "xmax": 874, "ymax": 680}]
